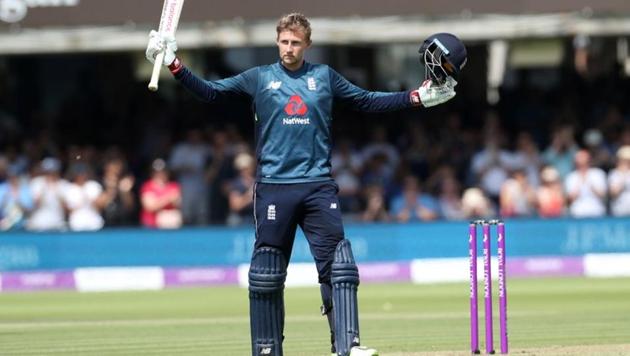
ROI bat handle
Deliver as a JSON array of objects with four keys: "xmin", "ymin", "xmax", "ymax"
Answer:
[{"xmin": 148, "ymin": 51, "xmax": 166, "ymax": 92}]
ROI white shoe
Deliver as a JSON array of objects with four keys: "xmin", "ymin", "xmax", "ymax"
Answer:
[{"xmin": 349, "ymin": 346, "xmax": 379, "ymax": 356}]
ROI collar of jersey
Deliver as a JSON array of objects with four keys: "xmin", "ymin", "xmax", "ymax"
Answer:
[{"xmin": 277, "ymin": 60, "xmax": 309, "ymax": 78}]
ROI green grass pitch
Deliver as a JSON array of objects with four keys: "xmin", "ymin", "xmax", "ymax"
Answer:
[{"xmin": 1, "ymin": 277, "xmax": 630, "ymax": 355}]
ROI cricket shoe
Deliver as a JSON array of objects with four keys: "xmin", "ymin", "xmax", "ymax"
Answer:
[
  {"xmin": 330, "ymin": 345, "xmax": 379, "ymax": 356},
  {"xmin": 349, "ymin": 346, "xmax": 379, "ymax": 356}
]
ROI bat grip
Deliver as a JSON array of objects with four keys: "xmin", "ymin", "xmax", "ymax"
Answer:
[{"xmin": 148, "ymin": 51, "xmax": 166, "ymax": 92}]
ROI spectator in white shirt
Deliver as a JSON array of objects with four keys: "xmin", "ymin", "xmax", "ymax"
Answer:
[
  {"xmin": 27, "ymin": 158, "xmax": 68, "ymax": 231},
  {"xmin": 608, "ymin": 145, "xmax": 630, "ymax": 217},
  {"xmin": 63, "ymin": 163, "xmax": 104, "ymax": 231},
  {"xmin": 564, "ymin": 149, "xmax": 607, "ymax": 218}
]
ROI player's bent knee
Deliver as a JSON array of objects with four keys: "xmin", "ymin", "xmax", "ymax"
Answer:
[
  {"xmin": 249, "ymin": 247, "xmax": 287, "ymax": 356},
  {"xmin": 332, "ymin": 239, "xmax": 360, "ymax": 285},
  {"xmin": 249, "ymin": 247, "xmax": 287, "ymax": 293}
]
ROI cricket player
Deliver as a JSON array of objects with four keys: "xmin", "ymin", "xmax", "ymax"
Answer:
[{"xmin": 146, "ymin": 13, "xmax": 466, "ymax": 356}]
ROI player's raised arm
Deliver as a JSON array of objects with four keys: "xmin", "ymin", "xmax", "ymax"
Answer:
[
  {"xmin": 331, "ymin": 32, "xmax": 466, "ymax": 111},
  {"xmin": 330, "ymin": 67, "xmax": 457, "ymax": 111},
  {"xmin": 329, "ymin": 68, "xmax": 411, "ymax": 112},
  {"xmin": 145, "ymin": 32, "xmax": 258, "ymax": 102}
]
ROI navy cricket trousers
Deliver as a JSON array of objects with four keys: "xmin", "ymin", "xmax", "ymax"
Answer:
[{"xmin": 253, "ymin": 180, "xmax": 344, "ymax": 283}]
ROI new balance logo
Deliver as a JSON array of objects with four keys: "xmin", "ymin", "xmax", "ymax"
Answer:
[
  {"xmin": 267, "ymin": 205, "xmax": 276, "ymax": 220},
  {"xmin": 260, "ymin": 347, "xmax": 272, "ymax": 355},
  {"xmin": 267, "ymin": 81, "xmax": 282, "ymax": 90},
  {"xmin": 330, "ymin": 203, "xmax": 337, "ymax": 209}
]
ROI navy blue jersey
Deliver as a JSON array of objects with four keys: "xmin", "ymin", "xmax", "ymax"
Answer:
[{"xmin": 175, "ymin": 61, "xmax": 413, "ymax": 183}]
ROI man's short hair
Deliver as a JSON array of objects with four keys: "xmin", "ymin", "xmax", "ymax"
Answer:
[{"xmin": 276, "ymin": 12, "xmax": 311, "ymax": 43}]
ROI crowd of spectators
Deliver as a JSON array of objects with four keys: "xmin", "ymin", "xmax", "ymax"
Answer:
[
  {"xmin": 0, "ymin": 127, "xmax": 258, "ymax": 231},
  {"xmin": 1, "ymin": 49, "xmax": 630, "ymax": 231},
  {"xmin": 1, "ymin": 108, "xmax": 629, "ymax": 231}
]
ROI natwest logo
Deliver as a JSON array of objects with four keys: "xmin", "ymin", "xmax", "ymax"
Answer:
[{"xmin": 284, "ymin": 95, "xmax": 308, "ymax": 116}]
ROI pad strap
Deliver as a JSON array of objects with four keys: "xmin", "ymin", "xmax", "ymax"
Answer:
[{"xmin": 321, "ymin": 283, "xmax": 336, "ymax": 354}]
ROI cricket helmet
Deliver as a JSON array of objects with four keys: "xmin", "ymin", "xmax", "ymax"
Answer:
[{"xmin": 419, "ymin": 33, "xmax": 467, "ymax": 85}]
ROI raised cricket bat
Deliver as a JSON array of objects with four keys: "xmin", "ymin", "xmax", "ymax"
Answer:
[{"xmin": 148, "ymin": 0, "xmax": 185, "ymax": 92}]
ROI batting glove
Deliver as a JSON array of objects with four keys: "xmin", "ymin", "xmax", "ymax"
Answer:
[
  {"xmin": 410, "ymin": 77, "xmax": 457, "ymax": 107},
  {"xmin": 145, "ymin": 30, "xmax": 178, "ymax": 66}
]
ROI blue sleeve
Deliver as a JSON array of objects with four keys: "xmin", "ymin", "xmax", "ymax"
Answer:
[
  {"xmin": 329, "ymin": 67, "xmax": 413, "ymax": 112},
  {"xmin": 174, "ymin": 66, "xmax": 258, "ymax": 102}
]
